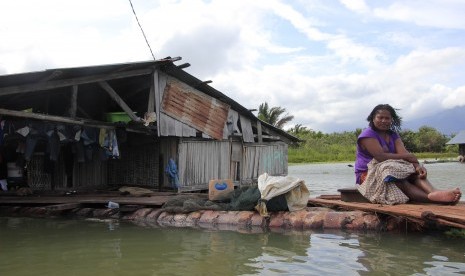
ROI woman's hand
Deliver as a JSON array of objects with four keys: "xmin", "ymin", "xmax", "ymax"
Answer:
[{"xmin": 415, "ymin": 164, "xmax": 427, "ymax": 179}]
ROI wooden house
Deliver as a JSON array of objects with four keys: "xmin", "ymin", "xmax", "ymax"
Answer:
[
  {"xmin": 446, "ymin": 130, "xmax": 465, "ymax": 162},
  {"xmin": 0, "ymin": 58, "xmax": 300, "ymax": 192}
]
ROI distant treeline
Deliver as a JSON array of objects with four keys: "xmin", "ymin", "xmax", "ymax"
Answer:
[{"xmin": 287, "ymin": 126, "xmax": 458, "ymax": 163}]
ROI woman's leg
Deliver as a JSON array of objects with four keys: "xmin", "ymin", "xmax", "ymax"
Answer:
[
  {"xmin": 412, "ymin": 176, "xmax": 461, "ymax": 203},
  {"xmin": 395, "ymin": 180, "xmax": 430, "ymax": 203},
  {"xmin": 396, "ymin": 177, "xmax": 461, "ymax": 204}
]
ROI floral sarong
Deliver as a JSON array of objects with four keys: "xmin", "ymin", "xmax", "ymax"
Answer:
[{"xmin": 357, "ymin": 159, "xmax": 415, "ymax": 205}]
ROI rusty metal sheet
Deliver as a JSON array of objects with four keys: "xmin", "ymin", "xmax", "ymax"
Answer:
[{"xmin": 162, "ymin": 78, "xmax": 229, "ymax": 140}]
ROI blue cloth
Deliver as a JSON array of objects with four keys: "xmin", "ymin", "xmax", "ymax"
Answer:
[
  {"xmin": 165, "ymin": 158, "xmax": 180, "ymax": 189},
  {"xmin": 384, "ymin": 176, "xmax": 399, "ymax": 183}
]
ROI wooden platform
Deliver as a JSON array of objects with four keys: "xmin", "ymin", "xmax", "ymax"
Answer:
[
  {"xmin": 309, "ymin": 196, "xmax": 465, "ymax": 229},
  {"xmin": 1, "ymin": 191, "xmax": 465, "ymax": 230},
  {"xmin": 0, "ymin": 191, "xmax": 190, "ymax": 210}
]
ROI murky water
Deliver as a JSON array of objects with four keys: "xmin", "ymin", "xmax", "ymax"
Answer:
[{"xmin": 1, "ymin": 162, "xmax": 464, "ymax": 276}]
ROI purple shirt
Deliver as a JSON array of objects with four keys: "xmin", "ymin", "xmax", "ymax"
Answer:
[{"xmin": 354, "ymin": 127, "xmax": 399, "ymax": 184}]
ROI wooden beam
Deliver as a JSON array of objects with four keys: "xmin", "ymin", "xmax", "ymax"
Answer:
[
  {"xmin": 257, "ymin": 120, "xmax": 263, "ymax": 143},
  {"xmin": 98, "ymin": 81, "xmax": 140, "ymax": 122},
  {"xmin": 68, "ymin": 85, "xmax": 78, "ymax": 118},
  {"xmin": 0, "ymin": 68, "xmax": 153, "ymax": 96},
  {"xmin": 147, "ymin": 73, "xmax": 155, "ymax": 113},
  {"xmin": 0, "ymin": 108, "xmax": 115, "ymax": 129},
  {"xmin": 194, "ymin": 80, "xmax": 212, "ymax": 87},
  {"xmin": 177, "ymin": 63, "xmax": 190, "ymax": 69},
  {"xmin": 259, "ymin": 123, "xmax": 295, "ymax": 145},
  {"xmin": 39, "ymin": 70, "xmax": 63, "ymax": 82}
]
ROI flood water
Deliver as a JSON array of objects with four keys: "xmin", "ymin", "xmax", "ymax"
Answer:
[
  {"xmin": 292, "ymin": 161, "xmax": 465, "ymax": 198},
  {"xmin": 1, "ymin": 162, "xmax": 465, "ymax": 276}
]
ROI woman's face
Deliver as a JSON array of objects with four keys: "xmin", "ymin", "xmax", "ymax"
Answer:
[{"xmin": 373, "ymin": 109, "xmax": 392, "ymax": 131}]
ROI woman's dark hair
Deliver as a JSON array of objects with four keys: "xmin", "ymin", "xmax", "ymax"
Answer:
[{"xmin": 367, "ymin": 104, "xmax": 402, "ymax": 132}]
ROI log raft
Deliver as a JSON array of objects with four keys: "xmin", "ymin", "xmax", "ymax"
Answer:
[{"xmin": 0, "ymin": 192, "xmax": 464, "ymax": 231}]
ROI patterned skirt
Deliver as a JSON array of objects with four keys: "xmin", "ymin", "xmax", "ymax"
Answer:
[{"xmin": 357, "ymin": 159, "xmax": 415, "ymax": 205}]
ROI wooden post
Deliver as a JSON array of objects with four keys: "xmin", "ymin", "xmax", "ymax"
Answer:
[
  {"xmin": 257, "ymin": 121, "xmax": 263, "ymax": 143},
  {"xmin": 68, "ymin": 85, "xmax": 78, "ymax": 118},
  {"xmin": 147, "ymin": 78, "xmax": 155, "ymax": 113},
  {"xmin": 153, "ymin": 70, "xmax": 161, "ymax": 136}
]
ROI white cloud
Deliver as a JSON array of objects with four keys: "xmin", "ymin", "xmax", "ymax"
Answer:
[
  {"xmin": 339, "ymin": 0, "xmax": 370, "ymax": 14},
  {"xmin": 373, "ymin": 1, "xmax": 465, "ymax": 29},
  {"xmin": 1, "ymin": 0, "xmax": 465, "ymax": 133}
]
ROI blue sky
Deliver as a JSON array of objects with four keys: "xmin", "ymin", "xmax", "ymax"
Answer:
[{"xmin": 1, "ymin": 0, "xmax": 465, "ymax": 133}]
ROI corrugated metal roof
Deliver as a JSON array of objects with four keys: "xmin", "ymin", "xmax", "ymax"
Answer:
[
  {"xmin": 0, "ymin": 58, "xmax": 301, "ymax": 144},
  {"xmin": 446, "ymin": 130, "xmax": 465, "ymax": 144}
]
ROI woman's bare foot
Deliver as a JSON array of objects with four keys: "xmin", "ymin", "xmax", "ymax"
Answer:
[{"xmin": 427, "ymin": 188, "xmax": 461, "ymax": 204}]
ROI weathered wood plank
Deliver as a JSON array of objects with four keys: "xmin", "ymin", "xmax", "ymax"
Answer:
[
  {"xmin": 68, "ymin": 85, "xmax": 78, "ymax": 118},
  {"xmin": 0, "ymin": 108, "xmax": 115, "ymax": 129}
]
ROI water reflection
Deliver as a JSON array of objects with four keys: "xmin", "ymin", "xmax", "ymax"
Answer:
[
  {"xmin": 355, "ymin": 232, "xmax": 465, "ymax": 275},
  {"xmin": 1, "ymin": 217, "xmax": 464, "ymax": 276}
]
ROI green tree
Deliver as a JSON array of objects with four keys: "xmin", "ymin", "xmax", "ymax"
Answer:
[
  {"xmin": 415, "ymin": 126, "xmax": 448, "ymax": 152},
  {"xmin": 400, "ymin": 129, "xmax": 418, "ymax": 152},
  {"xmin": 258, "ymin": 102, "xmax": 294, "ymax": 129},
  {"xmin": 288, "ymin": 124, "xmax": 311, "ymax": 135}
]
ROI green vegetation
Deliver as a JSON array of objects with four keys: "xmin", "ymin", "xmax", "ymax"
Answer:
[
  {"xmin": 287, "ymin": 126, "xmax": 459, "ymax": 163},
  {"xmin": 444, "ymin": 228, "xmax": 465, "ymax": 239}
]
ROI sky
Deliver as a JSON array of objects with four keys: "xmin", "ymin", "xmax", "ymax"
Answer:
[{"xmin": 1, "ymin": 0, "xmax": 465, "ymax": 134}]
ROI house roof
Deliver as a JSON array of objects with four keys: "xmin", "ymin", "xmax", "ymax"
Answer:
[
  {"xmin": 0, "ymin": 58, "xmax": 300, "ymax": 144},
  {"xmin": 446, "ymin": 130, "xmax": 465, "ymax": 145}
]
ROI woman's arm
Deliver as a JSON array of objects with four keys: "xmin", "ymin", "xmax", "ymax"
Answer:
[
  {"xmin": 360, "ymin": 137, "xmax": 419, "ymax": 163},
  {"xmin": 394, "ymin": 138, "xmax": 427, "ymax": 178}
]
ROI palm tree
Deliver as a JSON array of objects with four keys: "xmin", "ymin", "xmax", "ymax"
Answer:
[
  {"xmin": 288, "ymin": 124, "xmax": 311, "ymax": 135},
  {"xmin": 258, "ymin": 102, "xmax": 294, "ymax": 129}
]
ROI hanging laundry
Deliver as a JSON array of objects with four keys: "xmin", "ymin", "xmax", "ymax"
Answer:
[
  {"xmin": 100, "ymin": 129, "xmax": 120, "ymax": 159},
  {"xmin": 165, "ymin": 158, "xmax": 180, "ymax": 189}
]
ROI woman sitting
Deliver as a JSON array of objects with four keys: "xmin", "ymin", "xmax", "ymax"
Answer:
[{"xmin": 355, "ymin": 104, "xmax": 461, "ymax": 205}]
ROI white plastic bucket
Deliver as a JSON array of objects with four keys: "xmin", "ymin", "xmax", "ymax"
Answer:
[{"xmin": 106, "ymin": 201, "xmax": 120, "ymax": 209}]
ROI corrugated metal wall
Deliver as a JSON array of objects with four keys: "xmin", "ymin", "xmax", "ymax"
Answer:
[
  {"xmin": 178, "ymin": 140, "xmax": 231, "ymax": 191},
  {"xmin": 176, "ymin": 140, "xmax": 288, "ymax": 190},
  {"xmin": 242, "ymin": 143, "xmax": 288, "ymax": 183},
  {"xmin": 162, "ymin": 77, "xmax": 229, "ymax": 140}
]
